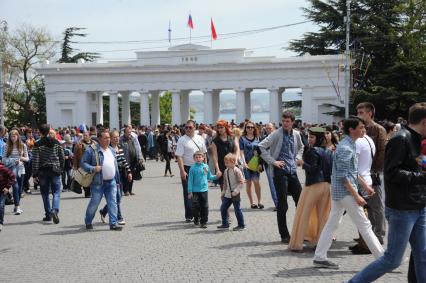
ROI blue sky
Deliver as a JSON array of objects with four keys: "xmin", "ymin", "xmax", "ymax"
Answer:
[{"xmin": 1, "ymin": 0, "xmax": 318, "ymax": 61}]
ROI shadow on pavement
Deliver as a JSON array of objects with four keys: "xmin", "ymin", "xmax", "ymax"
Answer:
[
  {"xmin": 134, "ymin": 220, "xmax": 185, "ymax": 228},
  {"xmin": 215, "ymin": 240, "xmax": 283, "ymax": 250},
  {"xmin": 3, "ymin": 220, "xmax": 44, "ymax": 226},
  {"xmin": 0, "ymin": 248, "xmax": 12, "ymax": 255},
  {"xmin": 275, "ymin": 267, "xmax": 358, "ymax": 278},
  {"xmin": 40, "ymin": 227, "xmax": 106, "ymax": 236}
]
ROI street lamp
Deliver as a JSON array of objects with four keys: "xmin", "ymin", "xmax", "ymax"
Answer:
[{"xmin": 0, "ymin": 20, "xmax": 7, "ymax": 127}]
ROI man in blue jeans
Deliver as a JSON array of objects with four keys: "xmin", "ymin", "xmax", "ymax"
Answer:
[
  {"xmin": 32, "ymin": 124, "xmax": 64, "ymax": 224},
  {"xmin": 82, "ymin": 130, "xmax": 122, "ymax": 231},
  {"xmin": 348, "ymin": 103, "xmax": 426, "ymax": 283},
  {"xmin": 258, "ymin": 111, "xmax": 304, "ymax": 243}
]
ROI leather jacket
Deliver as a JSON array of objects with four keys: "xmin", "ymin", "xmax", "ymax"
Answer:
[
  {"xmin": 384, "ymin": 125, "xmax": 426, "ymax": 210},
  {"xmin": 302, "ymin": 147, "xmax": 325, "ymax": 186}
]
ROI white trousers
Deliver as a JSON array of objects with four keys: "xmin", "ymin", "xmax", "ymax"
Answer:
[{"xmin": 314, "ymin": 195, "xmax": 384, "ymax": 261}]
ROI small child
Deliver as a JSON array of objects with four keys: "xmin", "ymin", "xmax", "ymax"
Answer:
[
  {"xmin": 217, "ymin": 153, "xmax": 246, "ymax": 231},
  {"xmin": 188, "ymin": 151, "xmax": 221, "ymax": 228},
  {"xmin": 0, "ymin": 162, "xmax": 17, "ymax": 232}
]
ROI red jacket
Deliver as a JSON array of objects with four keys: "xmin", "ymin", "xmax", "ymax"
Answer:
[{"xmin": 0, "ymin": 163, "xmax": 16, "ymax": 189}]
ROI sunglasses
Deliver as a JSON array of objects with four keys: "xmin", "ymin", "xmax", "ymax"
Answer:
[
  {"xmin": 246, "ymin": 126, "xmax": 255, "ymax": 129},
  {"xmin": 185, "ymin": 126, "xmax": 194, "ymax": 129}
]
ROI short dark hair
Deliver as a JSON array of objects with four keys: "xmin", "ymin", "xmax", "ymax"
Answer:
[
  {"xmin": 282, "ymin": 110, "xmax": 295, "ymax": 121},
  {"xmin": 39, "ymin": 124, "xmax": 51, "ymax": 136},
  {"xmin": 97, "ymin": 128, "xmax": 108, "ymax": 138},
  {"xmin": 408, "ymin": 103, "xmax": 426, "ymax": 124},
  {"xmin": 343, "ymin": 117, "xmax": 364, "ymax": 135},
  {"xmin": 186, "ymin": 119, "xmax": 195, "ymax": 126},
  {"xmin": 356, "ymin": 102, "xmax": 375, "ymax": 118}
]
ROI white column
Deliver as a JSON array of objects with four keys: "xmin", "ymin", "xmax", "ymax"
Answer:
[
  {"xmin": 109, "ymin": 92, "xmax": 119, "ymax": 130},
  {"xmin": 171, "ymin": 90, "xmax": 182, "ymax": 125},
  {"xmin": 121, "ymin": 91, "xmax": 131, "ymax": 126},
  {"xmin": 269, "ymin": 88, "xmax": 282, "ymax": 126},
  {"xmin": 180, "ymin": 90, "xmax": 190, "ymax": 123},
  {"xmin": 301, "ymin": 87, "xmax": 314, "ymax": 123},
  {"xmin": 97, "ymin": 92, "xmax": 104, "ymax": 125},
  {"xmin": 203, "ymin": 89, "xmax": 214, "ymax": 124},
  {"xmin": 151, "ymin": 91, "xmax": 161, "ymax": 126},
  {"xmin": 235, "ymin": 89, "xmax": 247, "ymax": 123},
  {"xmin": 212, "ymin": 90, "xmax": 220, "ymax": 123},
  {"xmin": 139, "ymin": 91, "xmax": 150, "ymax": 126},
  {"xmin": 244, "ymin": 89, "xmax": 252, "ymax": 121}
]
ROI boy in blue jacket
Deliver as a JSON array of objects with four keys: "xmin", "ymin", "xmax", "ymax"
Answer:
[{"xmin": 188, "ymin": 151, "xmax": 221, "ymax": 228}]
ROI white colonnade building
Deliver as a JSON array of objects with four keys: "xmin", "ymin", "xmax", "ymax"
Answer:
[{"xmin": 36, "ymin": 44, "xmax": 345, "ymax": 129}]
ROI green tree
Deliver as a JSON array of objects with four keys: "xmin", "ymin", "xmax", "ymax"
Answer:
[
  {"xmin": 289, "ymin": 0, "xmax": 426, "ymax": 120},
  {"xmin": 160, "ymin": 91, "xmax": 172, "ymax": 124},
  {"xmin": 58, "ymin": 27, "xmax": 99, "ymax": 63},
  {"xmin": 1, "ymin": 24, "xmax": 56, "ymax": 128}
]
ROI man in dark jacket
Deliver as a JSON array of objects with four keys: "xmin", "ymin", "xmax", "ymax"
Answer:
[
  {"xmin": 32, "ymin": 124, "xmax": 64, "ymax": 224},
  {"xmin": 348, "ymin": 103, "xmax": 426, "ymax": 283}
]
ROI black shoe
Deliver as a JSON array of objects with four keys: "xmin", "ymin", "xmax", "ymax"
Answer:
[
  {"xmin": 232, "ymin": 226, "xmax": 246, "ymax": 231},
  {"xmin": 200, "ymin": 223, "xmax": 207, "ymax": 229},
  {"xmin": 351, "ymin": 246, "xmax": 371, "ymax": 255},
  {"xmin": 185, "ymin": 218, "xmax": 193, "ymax": 223},
  {"xmin": 251, "ymin": 204, "xmax": 258, "ymax": 209},
  {"xmin": 217, "ymin": 224, "xmax": 229, "ymax": 229},
  {"xmin": 194, "ymin": 221, "xmax": 200, "ymax": 226},
  {"xmin": 313, "ymin": 260, "xmax": 339, "ymax": 269},
  {"xmin": 86, "ymin": 224, "xmax": 94, "ymax": 230},
  {"xmin": 258, "ymin": 203, "xmax": 264, "ymax": 209},
  {"xmin": 50, "ymin": 211, "xmax": 60, "ymax": 224},
  {"xmin": 110, "ymin": 225, "xmax": 123, "ymax": 231},
  {"xmin": 281, "ymin": 236, "xmax": 291, "ymax": 244},
  {"xmin": 99, "ymin": 210, "xmax": 106, "ymax": 223},
  {"xmin": 43, "ymin": 216, "xmax": 52, "ymax": 222}
]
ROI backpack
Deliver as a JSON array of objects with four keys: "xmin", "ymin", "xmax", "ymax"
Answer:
[{"xmin": 317, "ymin": 147, "xmax": 333, "ymax": 183}]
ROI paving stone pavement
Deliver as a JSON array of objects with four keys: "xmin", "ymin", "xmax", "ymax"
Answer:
[{"xmin": 0, "ymin": 160, "xmax": 410, "ymax": 283}]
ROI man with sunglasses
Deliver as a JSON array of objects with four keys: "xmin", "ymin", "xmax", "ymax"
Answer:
[{"xmin": 175, "ymin": 120, "xmax": 207, "ymax": 222}]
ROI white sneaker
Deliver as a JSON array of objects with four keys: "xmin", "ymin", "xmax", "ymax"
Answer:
[
  {"xmin": 14, "ymin": 208, "xmax": 23, "ymax": 215},
  {"xmin": 118, "ymin": 219, "xmax": 126, "ymax": 225}
]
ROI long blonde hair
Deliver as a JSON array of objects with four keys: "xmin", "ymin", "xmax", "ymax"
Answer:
[{"xmin": 6, "ymin": 129, "xmax": 24, "ymax": 157}]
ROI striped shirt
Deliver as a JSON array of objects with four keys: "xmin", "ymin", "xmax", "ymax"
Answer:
[
  {"xmin": 331, "ymin": 136, "xmax": 358, "ymax": 201},
  {"xmin": 112, "ymin": 144, "xmax": 131, "ymax": 175}
]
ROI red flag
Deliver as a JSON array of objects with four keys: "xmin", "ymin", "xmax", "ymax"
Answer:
[
  {"xmin": 187, "ymin": 14, "xmax": 194, "ymax": 29},
  {"xmin": 211, "ymin": 18, "xmax": 217, "ymax": 40}
]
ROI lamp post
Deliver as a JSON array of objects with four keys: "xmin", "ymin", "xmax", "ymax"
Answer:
[
  {"xmin": 344, "ymin": 0, "xmax": 351, "ymax": 118},
  {"xmin": 0, "ymin": 20, "xmax": 7, "ymax": 127}
]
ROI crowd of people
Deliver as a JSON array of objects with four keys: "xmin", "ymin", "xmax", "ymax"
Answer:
[{"xmin": 0, "ymin": 101, "xmax": 424, "ymax": 283}]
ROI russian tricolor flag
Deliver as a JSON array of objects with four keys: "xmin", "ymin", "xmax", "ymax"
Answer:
[{"xmin": 187, "ymin": 14, "xmax": 194, "ymax": 29}]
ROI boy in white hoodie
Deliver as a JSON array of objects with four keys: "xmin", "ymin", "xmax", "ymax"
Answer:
[{"xmin": 217, "ymin": 153, "xmax": 246, "ymax": 230}]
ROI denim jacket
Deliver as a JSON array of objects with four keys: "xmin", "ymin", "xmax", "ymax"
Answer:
[{"xmin": 81, "ymin": 144, "xmax": 120, "ymax": 186}]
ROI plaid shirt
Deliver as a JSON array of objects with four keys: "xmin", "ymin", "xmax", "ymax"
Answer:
[{"xmin": 331, "ymin": 136, "xmax": 358, "ymax": 201}]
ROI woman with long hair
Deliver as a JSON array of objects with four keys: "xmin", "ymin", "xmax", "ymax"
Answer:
[
  {"xmin": 211, "ymin": 120, "xmax": 240, "ymax": 189},
  {"xmin": 3, "ymin": 129, "xmax": 29, "ymax": 215},
  {"xmin": 289, "ymin": 128, "xmax": 332, "ymax": 252},
  {"xmin": 73, "ymin": 131, "xmax": 97, "ymax": 198},
  {"xmin": 322, "ymin": 126, "xmax": 339, "ymax": 151},
  {"xmin": 239, "ymin": 121, "xmax": 263, "ymax": 209}
]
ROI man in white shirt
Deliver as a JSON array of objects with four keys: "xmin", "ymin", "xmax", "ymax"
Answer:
[
  {"xmin": 82, "ymin": 130, "xmax": 122, "ymax": 231},
  {"xmin": 175, "ymin": 120, "xmax": 207, "ymax": 222}
]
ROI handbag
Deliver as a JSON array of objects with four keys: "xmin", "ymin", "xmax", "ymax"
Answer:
[
  {"xmin": 74, "ymin": 145, "xmax": 99, "ymax": 187},
  {"xmin": 247, "ymin": 155, "xmax": 259, "ymax": 172}
]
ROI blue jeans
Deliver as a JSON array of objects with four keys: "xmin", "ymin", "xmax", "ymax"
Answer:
[
  {"xmin": 12, "ymin": 175, "xmax": 24, "ymax": 206},
  {"xmin": 39, "ymin": 174, "xmax": 61, "ymax": 216},
  {"xmin": 0, "ymin": 192, "xmax": 5, "ymax": 224},
  {"xmin": 265, "ymin": 164, "xmax": 278, "ymax": 207},
  {"xmin": 349, "ymin": 206, "xmax": 426, "ymax": 283},
  {"xmin": 85, "ymin": 179, "xmax": 118, "ymax": 226},
  {"xmin": 100, "ymin": 184, "xmax": 123, "ymax": 221},
  {"xmin": 220, "ymin": 197, "xmax": 245, "ymax": 227}
]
